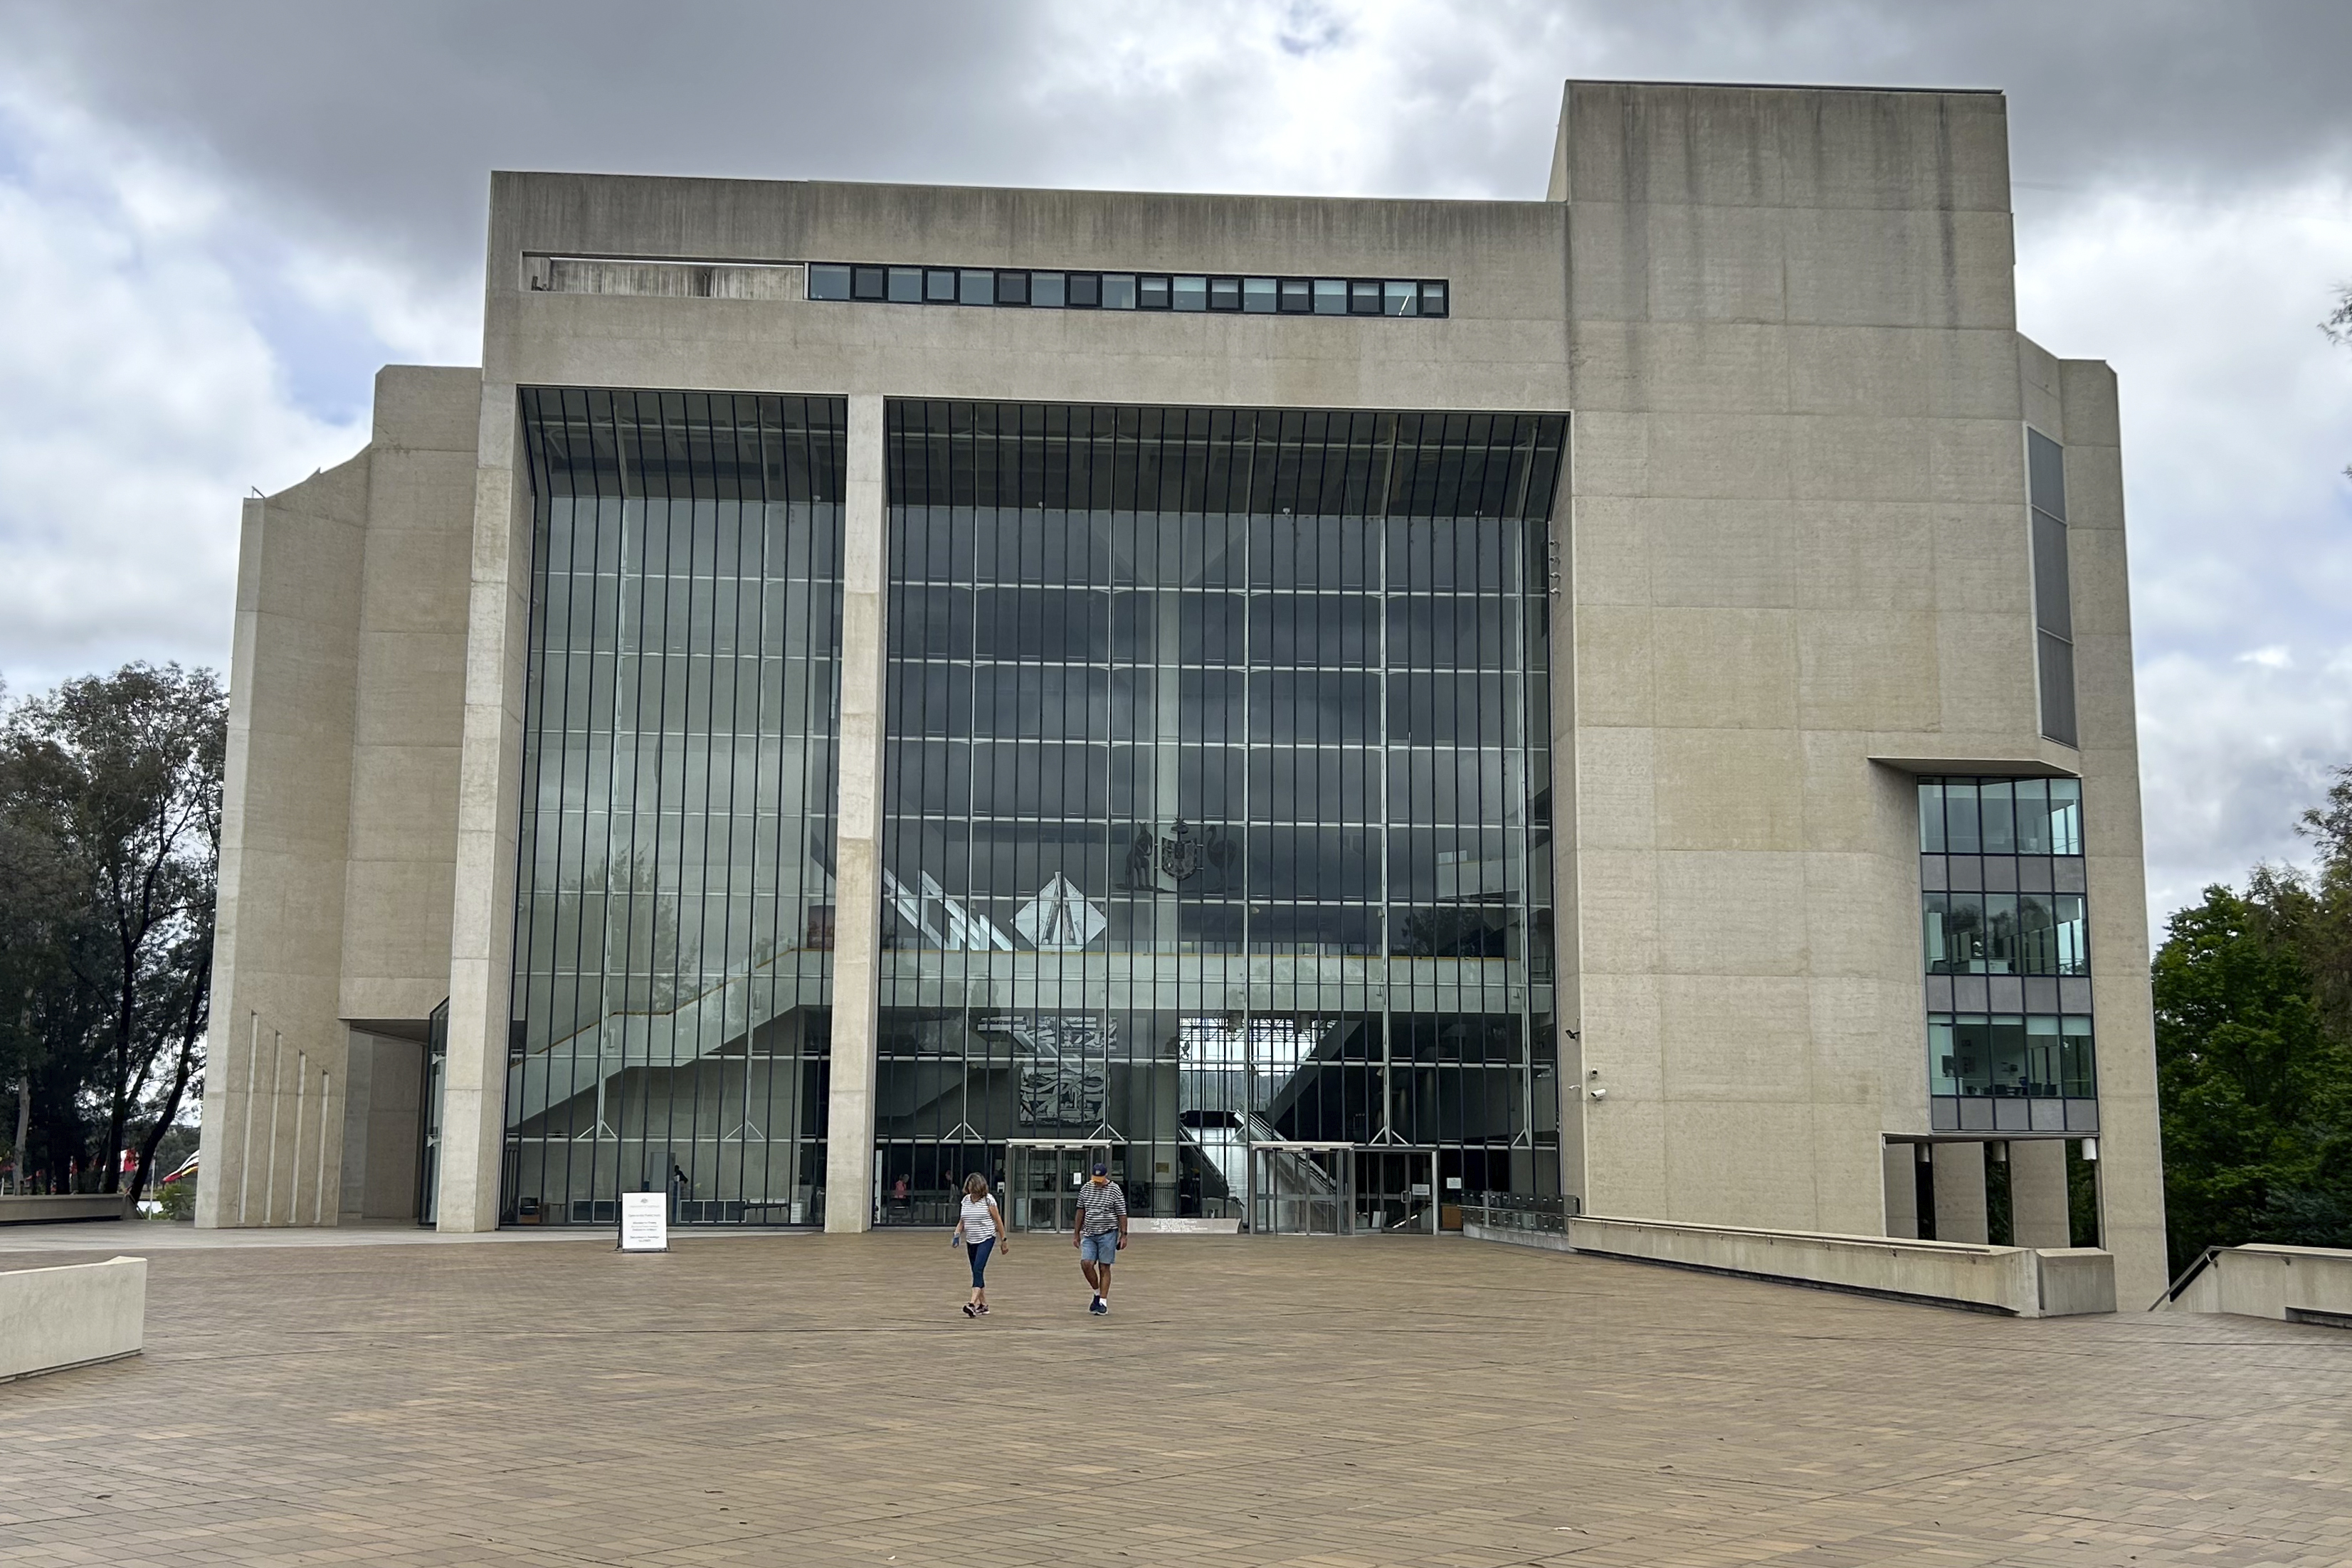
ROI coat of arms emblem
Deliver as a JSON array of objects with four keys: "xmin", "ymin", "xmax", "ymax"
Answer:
[{"xmin": 1159, "ymin": 818, "xmax": 1204, "ymax": 882}]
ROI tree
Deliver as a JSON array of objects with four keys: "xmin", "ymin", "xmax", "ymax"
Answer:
[
  {"xmin": 2330, "ymin": 285, "xmax": 2352, "ymax": 479},
  {"xmin": 2153, "ymin": 767, "xmax": 2352, "ymax": 1272},
  {"xmin": 0, "ymin": 664, "xmax": 225, "ymax": 1199}
]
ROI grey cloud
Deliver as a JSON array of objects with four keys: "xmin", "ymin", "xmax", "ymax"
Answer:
[
  {"xmin": 9, "ymin": 0, "xmax": 2352, "ymax": 287},
  {"xmin": 4, "ymin": 0, "xmax": 2348, "ymax": 926}
]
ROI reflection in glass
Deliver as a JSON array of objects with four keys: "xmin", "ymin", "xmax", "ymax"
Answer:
[
  {"xmin": 507, "ymin": 388, "xmax": 844, "ymax": 1225},
  {"xmin": 876, "ymin": 401, "xmax": 1567, "ymax": 1227},
  {"xmin": 1919, "ymin": 774, "xmax": 2096, "ymax": 1103}
]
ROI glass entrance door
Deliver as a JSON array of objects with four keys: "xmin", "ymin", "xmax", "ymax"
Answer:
[
  {"xmin": 1250, "ymin": 1143, "xmax": 1351, "ymax": 1235},
  {"xmin": 1006, "ymin": 1143, "xmax": 1108, "ymax": 1231},
  {"xmin": 1354, "ymin": 1149, "xmax": 1436, "ymax": 1234}
]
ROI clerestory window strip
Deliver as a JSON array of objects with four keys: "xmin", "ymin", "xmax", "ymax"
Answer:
[{"xmin": 809, "ymin": 263, "xmax": 1450, "ymax": 318}]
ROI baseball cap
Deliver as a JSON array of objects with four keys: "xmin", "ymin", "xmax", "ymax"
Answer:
[{"xmin": 1091, "ymin": 1162, "xmax": 1108, "ymax": 1175}]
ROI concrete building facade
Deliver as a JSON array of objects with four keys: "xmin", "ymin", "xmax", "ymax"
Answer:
[{"xmin": 193, "ymin": 79, "xmax": 2169, "ymax": 1306}]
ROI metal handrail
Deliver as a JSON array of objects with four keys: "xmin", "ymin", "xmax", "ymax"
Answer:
[
  {"xmin": 1457, "ymin": 1192, "xmax": 1578, "ymax": 1234},
  {"xmin": 2148, "ymin": 1244, "xmax": 2225, "ymax": 1312}
]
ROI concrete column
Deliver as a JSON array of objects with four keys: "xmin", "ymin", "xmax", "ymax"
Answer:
[
  {"xmin": 1931, "ymin": 1140, "xmax": 1988, "ymax": 1244},
  {"xmin": 824, "ymin": 393, "xmax": 887, "ymax": 1233},
  {"xmin": 193, "ymin": 464, "xmax": 366, "ymax": 1228},
  {"xmin": 1881, "ymin": 1142, "xmax": 1919, "ymax": 1239},
  {"xmin": 2010, "ymin": 1137, "xmax": 2072, "ymax": 1249},
  {"xmin": 436, "ymin": 385, "xmax": 530, "ymax": 1232}
]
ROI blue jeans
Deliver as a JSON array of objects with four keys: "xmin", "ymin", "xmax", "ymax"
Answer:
[
  {"xmin": 1080, "ymin": 1230, "xmax": 1119, "ymax": 1266},
  {"xmin": 967, "ymin": 1236, "xmax": 994, "ymax": 1288}
]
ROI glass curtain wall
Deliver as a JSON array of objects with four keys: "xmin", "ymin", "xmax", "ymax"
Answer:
[
  {"xmin": 876, "ymin": 401, "xmax": 1566, "ymax": 1231},
  {"xmin": 506, "ymin": 388, "xmax": 845, "ymax": 1226},
  {"xmin": 1919, "ymin": 776, "xmax": 2098, "ymax": 1134}
]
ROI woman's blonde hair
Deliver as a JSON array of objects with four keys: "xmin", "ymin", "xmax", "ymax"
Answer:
[{"xmin": 964, "ymin": 1173, "xmax": 990, "ymax": 1198}]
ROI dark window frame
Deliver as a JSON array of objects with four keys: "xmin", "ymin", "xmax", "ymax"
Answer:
[{"xmin": 802, "ymin": 263, "xmax": 1458, "ymax": 319}]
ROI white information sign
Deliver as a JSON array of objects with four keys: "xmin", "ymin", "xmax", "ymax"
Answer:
[{"xmin": 618, "ymin": 1191, "xmax": 669, "ymax": 1252}]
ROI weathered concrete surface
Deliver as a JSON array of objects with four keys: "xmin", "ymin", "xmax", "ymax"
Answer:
[
  {"xmin": 206, "ymin": 80, "xmax": 2168, "ymax": 1283},
  {"xmin": 2171, "ymin": 1243, "xmax": 2352, "ymax": 1325},
  {"xmin": 0, "ymin": 1234, "xmax": 2341, "ymax": 1566},
  {"xmin": 195, "ymin": 366, "xmax": 478, "ymax": 1231},
  {"xmin": 0, "ymin": 1256, "xmax": 143, "ymax": 1381},
  {"xmin": 1552, "ymin": 1213, "xmax": 2114, "ymax": 1317}
]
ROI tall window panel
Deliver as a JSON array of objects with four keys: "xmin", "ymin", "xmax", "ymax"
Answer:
[
  {"xmin": 1918, "ymin": 775, "xmax": 2097, "ymax": 1135},
  {"xmin": 875, "ymin": 402, "xmax": 1566, "ymax": 1234},
  {"xmin": 2027, "ymin": 428, "xmax": 2077, "ymax": 747},
  {"xmin": 507, "ymin": 389, "xmax": 845, "ymax": 1226}
]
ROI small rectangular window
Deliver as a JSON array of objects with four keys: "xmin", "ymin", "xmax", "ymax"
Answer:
[
  {"xmin": 2037, "ymin": 632, "xmax": 2078, "ymax": 747},
  {"xmin": 1031, "ymin": 271, "xmax": 1067, "ymax": 307},
  {"xmin": 2032, "ymin": 512, "xmax": 2072, "ymax": 640},
  {"xmin": 1102, "ymin": 274, "xmax": 1137, "ymax": 309},
  {"xmin": 851, "ymin": 265, "xmax": 886, "ymax": 300},
  {"xmin": 1139, "ymin": 275, "xmax": 1171, "ymax": 309},
  {"xmin": 1173, "ymin": 275, "xmax": 1208, "ymax": 311},
  {"xmin": 1981, "ymin": 780, "xmax": 2016, "ymax": 854},
  {"xmin": 1280, "ymin": 278, "xmax": 1313, "ymax": 313},
  {"xmin": 1383, "ymin": 281, "xmax": 1418, "ymax": 316},
  {"xmin": 1313, "ymin": 279, "xmax": 1347, "ymax": 314},
  {"xmin": 1243, "ymin": 277, "xmax": 1278, "ymax": 313},
  {"xmin": 925, "ymin": 268, "xmax": 957, "ymax": 303},
  {"xmin": 1420, "ymin": 280, "xmax": 1449, "ymax": 317},
  {"xmin": 2060, "ymin": 1016, "xmax": 2096, "ymax": 1096},
  {"xmin": 1349, "ymin": 280, "xmax": 1382, "ymax": 314},
  {"xmin": 1209, "ymin": 277, "xmax": 1241, "ymax": 311},
  {"xmin": 1945, "ymin": 781, "xmax": 1980, "ymax": 854},
  {"xmin": 1067, "ymin": 272, "xmax": 1101, "ymax": 308},
  {"xmin": 1918, "ymin": 782, "xmax": 1945, "ymax": 852},
  {"xmin": 2013, "ymin": 779, "xmax": 2051, "ymax": 854},
  {"xmin": 887, "ymin": 266, "xmax": 923, "ymax": 302},
  {"xmin": 807, "ymin": 264, "xmax": 851, "ymax": 300},
  {"xmin": 2027, "ymin": 428, "xmax": 2066, "ymax": 520},
  {"xmin": 996, "ymin": 270, "xmax": 1030, "ymax": 305},
  {"xmin": 1928, "ymin": 1015, "xmax": 1958, "ymax": 1094},
  {"xmin": 959, "ymin": 269, "xmax": 993, "ymax": 306},
  {"xmin": 2048, "ymin": 779, "xmax": 2082, "ymax": 854}
]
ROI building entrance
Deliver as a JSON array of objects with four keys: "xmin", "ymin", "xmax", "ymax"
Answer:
[
  {"xmin": 1250, "ymin": 1143, "xmax": 1351, "ymax": 1235},
  {"xmin": 1006, "ymin": 1140, "xmax": 1113, "ymax": 1231},
  {"xmin": 1355, "ymin": 1149, "xmax": 1437, "ymax": 1234},
  {"xmin": 1248, "ymin": 1145, "xmax": 1440, "ymax": 1235}
]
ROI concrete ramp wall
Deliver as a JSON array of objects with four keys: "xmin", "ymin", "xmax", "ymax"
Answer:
[
  {"xmin": 1467, "ymin": 1214, "xmax": 2115, "ymax": 1318},
  {"xmin": 2168, "ymin": 1244, "xmax": 2352, "ymax": 1327}
]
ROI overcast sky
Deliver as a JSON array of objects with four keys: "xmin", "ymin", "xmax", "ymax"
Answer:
[{"xmin": 1, "ymin": 0, "xmax": 2347, "ymax": 930}]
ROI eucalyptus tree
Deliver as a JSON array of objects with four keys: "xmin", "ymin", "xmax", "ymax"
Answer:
[{"xmin": 0, "ymin": 664, "xmax": 225, "ymax": 1198}]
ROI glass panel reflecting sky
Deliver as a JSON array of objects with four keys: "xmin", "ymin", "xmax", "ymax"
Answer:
[
  {"xmin": 1918, "ymin": 775, "xmax": 2096, "ymax": 1116},
  {"xmin": 508, "ymin": 388, "xmax": 845, "ymax": 1226},
  {"xmin": 876, "ymin": 402, "xmax": 1566, "ymax": 1228}
]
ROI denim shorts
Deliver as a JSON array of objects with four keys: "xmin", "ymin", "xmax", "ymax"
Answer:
[{"xmin": 1080, "ymin": 1229, "xmax": 1119, "ymax": 1264}]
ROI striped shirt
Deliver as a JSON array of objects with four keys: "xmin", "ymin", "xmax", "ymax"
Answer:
[{"xmin": 1077, "ymin": 1180, "xmax": 1127, "ymax": 1236}]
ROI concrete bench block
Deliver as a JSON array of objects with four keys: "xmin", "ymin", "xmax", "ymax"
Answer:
[
  {"xmin": 0, "ymin": 1194, "xmax": 130, "ymax": 1226},
  {"xmin": 0, "ymin": 1256, "xmax": 147, "ymax": 1381}
]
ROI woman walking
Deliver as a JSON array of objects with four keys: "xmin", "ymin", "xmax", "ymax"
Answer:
[{"xmin": 954, "ymin": 1173, "xmax": 1008, "ymax": 1317}]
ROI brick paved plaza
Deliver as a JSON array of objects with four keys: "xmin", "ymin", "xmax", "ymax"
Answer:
[{"xmin": 1, "ymin": 1229, "xmax": 2346, "ymax": 1567}]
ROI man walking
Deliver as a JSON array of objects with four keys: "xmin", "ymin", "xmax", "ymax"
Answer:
[{"xmin": 1073, "ymin": 1162, "xmax": 1127, "ymax": 1315}]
